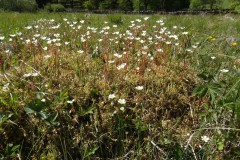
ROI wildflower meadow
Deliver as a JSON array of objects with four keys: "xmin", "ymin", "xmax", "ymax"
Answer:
[{"xmin": 0, "ymin": 12, "xmax": 240, "ymax": 159}]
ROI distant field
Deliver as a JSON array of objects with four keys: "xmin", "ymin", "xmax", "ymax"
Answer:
[
  {"xmin": 0, "ymin": 13, "xmax": 240, "ymax": 159},
  {"xmin": 0, "ymin": 12, "xmax": 240, "ymax": 35}
]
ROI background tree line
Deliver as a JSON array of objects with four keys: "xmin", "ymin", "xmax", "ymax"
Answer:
[
  {"xmin": 34, "ymin": 0, "xmax": 191, "ymax": 11},
  {"xmin": 0, "ymin": 0, "xmax": 239, "ymax": 12}
]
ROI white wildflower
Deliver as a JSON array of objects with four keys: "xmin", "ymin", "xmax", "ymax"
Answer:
[
  {"xmin": 67, "ymin": 99, "xmax": 75, "ymax": 104},
  {"xmin": 166, "ymin": 41, "xmax": 171, "ymax": 45},
  {"xmin": 108, "ymin": 94, "xmax": 116, "ymax": 99},
  {"xmin": 44, "ymin": 55, "xmax": 51, "ymax": 59},
  {"xmin": 32, "ymin": 73, "xmax": 39, "ymax": 77},
  {"xmin": 9, "ymin": 34, "xmax": 16, "ymax": 37},
  {"xmin": 2, "ymin": 83, "xmax": 9, "ymax": 92},
  {"xmin": 201, "ymin": 135, "xmax": 210, "ymax": 143},
  {"xmin": 135, "ymin": 86, "xmax": 144, "ymax": 91},
  {"xmin": 0, "ymin": 36, "xmax": 5, "ymax": 40},
  {"xmin": 47, "ymin": 40, "xmax": 52, "ymax": 44},
  {"xmin": 135, "ymin": 19, "xmax": 141, "ymax": 22},
  {"xmin": 25, "ymin": 39, "xmax": 31, "ymax": 44},
  {"xmin": 25, "ymin": 26, "xmax": 32, "ymax": 30},
  {"xmin": 78, "ymin": 50, "xmax": 84, "ymax": 54},
  {"xmin": 192, "ymin": 45, "xmax": 197, "ymax": 49},
  {"xmin": 220, "ymin": 69, "xmax": 229, "ymax": 73},
  {"xmin": 117, "ymin": 63, "xmax": 126, "ymax": 70},
  {"xmin": 113, "ymin": 53, "xmax": 122, "ymax": 58},
  {"xmin": 118, "ymin": 98, "xmax": 126, "ymax": 105},
  {"xmin": 144, "ymin": 17, "xmax": 149, "ymax": 20},
  {"xmin": 17, "ymin": 32, "xmax": 22, "ymax": 36},
  {"xmin": 34, "ymin": 34, "xmax": 40, "ymax": 38},
  {"xmin": 211, "ymin": 56, "xmax": 216, "ymax": 60},
  {"xmin": 186, "ymin": 49, "xmax": 193, "ymax": 53},
  {"xmin": 55, "ymin": 43, "xmax": 61, "ymax": 46},
  {"xmin": 41, "ymin": 36, "xmax": 47, "ymax": 40},
  {"xmin": 156, "ymin": 20, "xmax": 163, "ymax": 23},
  {"xmin": 108, "ymin": 60, "xmax": 115, "ymax": 64},
  {"xmin": 23, "ymin": 73, "xmax": 32, "ymax": 77}
]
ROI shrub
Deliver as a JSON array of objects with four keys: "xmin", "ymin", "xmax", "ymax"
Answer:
[
  {"xmin": 118, "ymin": 0, "xmax": 133, "ymax": 11},
  {"xmin": 44, "ymin": 3, "xmax": 66, "ymax": 12},
  {"xmin": 189, "ymin": 0, "xmax": 203, "ymax": 10},
  {"xmin": 0, "ymin": 0, "xmax": 38, "ymax": 12},
  {"xmin": 235, "ymin": 4, "xmax": 240, "ymax": 13},
  {"xmin": 83, "ymin": 0, "xmax": 97, "ymax": 10}
]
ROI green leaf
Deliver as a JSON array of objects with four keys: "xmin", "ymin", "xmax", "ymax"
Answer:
[
  {"xmin": 80, "ymin": 107, "xmax": 95, "ymax": 116},
  {"xmin": 208, "ymin": 83, "xmax": 221, "ymax": 103},
  {"xmin": 0, "ymin": 113, "xmax": 13, "ymax": 125},
  {"xmin": 38, "ymin": 111, "xmax": 48, "ymax": 120},
  {"xmin": 24, "ymin": 107, "xmax": 35, "ymax": 114},
  {"xmin": 0, "ymin": 97, "xmax": 8, "ymax": 106},
  {"xmin": 45, "ymin": 112, "xmax": 59, "ymax": 126},
  {"xmin": 83, "ymin": 146, "xmax": 99, "ymax": 158},
  {"xmin": 193, "ymin": 85, "xmax": 208, "ymax": 98},
  {"xmin": 135, "ymin": 117, "xmax": 148, "ymax": 132},
  {"xmin": 11, "ymin": 145, "xmax": 20, "ymax": 152},
  {"xmin": 24, "ymin": 99, "xmax": 47, "ymax": 114},
  {"xmin": 197, "ymin": 72, "xmax": 214, "ymax": 81},
  {"xmin": 0, "ymin": 113, "xmax": 7, "ymax": 123},
  {"xmin": 174, "ymin": 143, "xmax": 183, "ymax": 160},
  {"xmin": 90, "ymin": 88, "xmax": 99, "ymax": 98},
  {"xmin": 217, "ymin": 142, "xmax": 224, "ymax": 151}
]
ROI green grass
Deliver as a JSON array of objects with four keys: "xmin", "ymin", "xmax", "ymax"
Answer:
[{"xmin": 0, "ymin": 12, "xmax": 240, "ymax": 159}]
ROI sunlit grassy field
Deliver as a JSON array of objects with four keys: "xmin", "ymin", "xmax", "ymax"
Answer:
[{"xmin": 0, "ymin": 12, "xmax": 240, "ymax": 159}]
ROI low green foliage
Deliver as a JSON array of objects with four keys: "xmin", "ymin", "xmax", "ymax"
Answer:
[
  {"xmin": 44, "ymin": 3, "xmax": 66, "ymax": 12},
  {"xmin": 0, "ymin": 0, "xmax": 38, "ymax": 12}
]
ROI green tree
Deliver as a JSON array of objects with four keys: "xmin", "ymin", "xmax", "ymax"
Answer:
[
  {"xmin": 117, "ymin": 0, "xmax": 133, "ymax": 11},
  {"xmin": 35, "ymin": 0, "xmax": 51, "ymax": 8},
  {"xmin": 0, "ymin": 0, "xmax": 38, "ymax": 12},
  {"xmin": 190, "ymin": 0, "xmax": 203, "ymax": 9},
  {"xmin": 99, "ymin": 0, "xmax": 118, "ymax": 10},
  {"xmin": 132, "ymin": 0, "xmax": 143, "ymax": 11},
  {"xmin": 218, "ymin": 0, "xmax": 240, "ymax": 9},
  {"xmin": 164, "ymin": 0, "xmax": 190, "ymax": 11},
  {"xmin": 148, "ymin": 0, "xmax": 162, "ymax": 10},
  {"xmin": 83, "ymin": 0, "xmax": 98, "ymax": 10},
  {"xmin": 132, "ymin": 0, "xmax": 161, "ymax": 11},
  {"xmin": 189, "ymin": 0, "xmax": 237, "ymax": 10}
]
